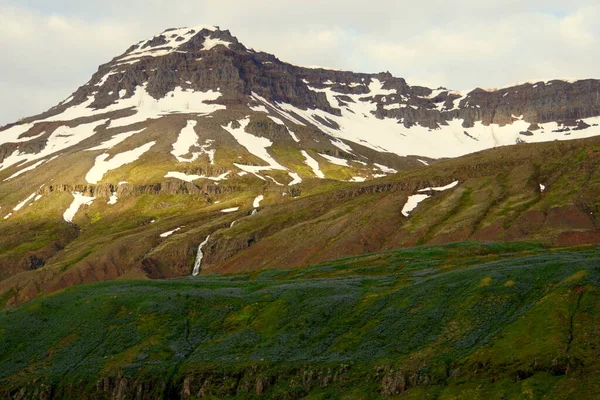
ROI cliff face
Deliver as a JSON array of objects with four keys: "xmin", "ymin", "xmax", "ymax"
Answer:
[
  {"xmin": 57, "ymin": 27, "xmax": 600, "ymax": 131},
  {"xmin": 6, "ymin": 26, "xmax": 600, "ymax": 168},
  {"xmin": 36, "ymin": 181, "xmax": 239, "ymax": 198},
  {"xmin": 26, "ymin": 30, "xmax": 596, "ymax": 135}
]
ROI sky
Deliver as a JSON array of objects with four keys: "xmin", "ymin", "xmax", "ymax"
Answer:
[{"xmin": 1, "ymin": 0, "xmax": 598, "ymax": 125}]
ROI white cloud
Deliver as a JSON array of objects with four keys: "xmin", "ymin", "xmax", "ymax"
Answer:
[
  {"xmin": 0, "ymin": 1, "xmax": 599, "ymax": 125},
  {"xmin": 559, "ymin": 6, "xmax": 598, "ymax": 46},
  {"xmin": 0, "ymin": 5, "xmax": 140, "ymax": 124}
]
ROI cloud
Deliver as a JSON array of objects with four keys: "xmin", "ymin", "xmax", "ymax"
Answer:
[
  {"xmin": 0, "ymin": 5, "xmax": 140, "ymax": 124},
  {"xmin": 0, "ymin": 1, "xmax": 599, "ymax": 125},
  {"xmin": 559, "ymin": 5, "xmax": 599, "ymax": 46}
]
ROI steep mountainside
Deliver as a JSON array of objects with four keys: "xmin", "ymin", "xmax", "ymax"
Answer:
[
  {"xmin": 2, "ymin": 26, "xmax": 600, "ymax": 187},
  {"xmin": 1, "ymin": 25, "xmax": 600, "ymax": 307},
  {"xmin": 2, "ymin": 133, "xmax": 600, "ymax": 308}
]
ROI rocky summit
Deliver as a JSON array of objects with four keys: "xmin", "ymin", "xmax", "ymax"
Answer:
[
  {"xmin": 1, "ymin": 25, "xmax": 600, "ymax": 399},
  {"xmin": 3, "ymin": 26, "xmax": 600, "ymax": 186}
]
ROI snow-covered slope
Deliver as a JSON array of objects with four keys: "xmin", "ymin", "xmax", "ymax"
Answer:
[{"xmin": 1, "ymin": 24, "xmax": 599, "ymax": 207}]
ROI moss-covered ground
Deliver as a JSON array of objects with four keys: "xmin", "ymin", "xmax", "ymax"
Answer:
[{"xmin": 1, "ymin": 242, "xmax": 599, "ymax": 398}]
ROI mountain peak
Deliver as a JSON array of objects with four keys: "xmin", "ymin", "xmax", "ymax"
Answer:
[
  {"xmin": 1, "ymin": 25, "xmax": 600, "ymax": 198},
  {"xmin": 116, "ymin": 25, "xmax": 243, "ymax": 64}
]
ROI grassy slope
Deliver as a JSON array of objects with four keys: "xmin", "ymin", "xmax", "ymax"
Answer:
[
  {"xmin": 2, "ymin": 135, "xmax": 600, "ymax": 309},
  {"xmin": 1, "ymin": 242, "xmax": 600, "ymax": 399}
]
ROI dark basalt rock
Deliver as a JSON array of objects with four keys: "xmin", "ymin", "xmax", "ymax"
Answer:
[
  {"xmin": 38, "ymin": 180, "xmax": 243, "ymax": 200},
  {"xmin": 246, "ymin": 119, "xmax": 295, "ymax": 142},
  {"xmin": 141, "ymin": 35, "xmax": 168, "ymax": 49},
  {"xmin": 26, "ymin": 255, "xmax": 45, "ymax": 270},
  {"xmin": 4, "ymin": 27, "xmax": 600, "ymax": 154}
]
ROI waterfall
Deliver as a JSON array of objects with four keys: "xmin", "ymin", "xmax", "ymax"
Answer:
[{"xmin": 192, "ymin": 235, "xmax": 210, "ymax": 276}]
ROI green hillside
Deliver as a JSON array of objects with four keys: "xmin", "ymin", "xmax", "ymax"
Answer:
[
  {"xmin": 1, "ymin": 242, "xmax": 599, "ymax": 399},
  {"xmin": 3, "ymin": 135, "xmax": 600, "ymax": 309}
]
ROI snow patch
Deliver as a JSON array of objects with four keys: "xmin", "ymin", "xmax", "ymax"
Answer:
[
  {"xmin": 160, "ymin": 227, "xmax": 183, "ymax": 238},
  {"xmin": 220, "ymin": 207, "xmax": 239, "ymax": 213},
  {"xmin": 107, "ymin": 85, "xmax": 225, "ymax": 129},
  {"xmin": 171, "ymin": 121, "xmax": 217, "ymax": 164},
  {"xmin": 14, "ymin": 193, "xmax": 37, "ymax": 211},
  {"xmin": 266, "ymin": 176, "xmax": 284, "ymax": 186},
  {"xmin": 0, "ymin": 123, "xmax": 41, "ymax": 146},
  {"xmin": 301, "ymin": 150, "xmax": 325, "ymax": 179},
  {"xmin": 63, "ymin": 192, "xmax": 96, "ymax": 223},
  {"xmin": 374, "ymin": 163, "xmax": 398, "ymax": 174},
  {"xmin": 447, "ymin": 92, "xmax": 468, "ymax": 111},
  {"xmin": 202, "ymin": 36, "xmax": 232, "ymax": 51},
  {"xmin": 331, "ymin": 139, "xmax": 354, "ymax": 153},
  {"xmin": 4, "ymin": 159, "xmax": 47, "ymax": 181},
  {"xmin": 288, "ymin": 172, "xmax": 302, "ymax": 185},
  {"xmin": 0, "ymin": 119, "xmax": 109, "ymax": 172},
  {"xmin": 402, "ymin": 194, "xmax": 431, "ymax": 217},
  {"xmin": 369, "ymin": 79, "xmax": 397, "ymax": 96},
  {"xmin": 117, "ymin": 26, "xmax": 216, "ymax": 62},
  {"xmin": 108, "ymin": 192, "xmax": 118, "ymax": 205},
  {"xmin": 86, "ymin": 128, "xmax": 146, "ymax": 151},
  {"xmin": 253, "ymin": 195, "xmax": 264, "ymax": 208},
  {"xmin": 224, "ymin": 118, "xmax": 288, "ymax": 179},
  {"xmin": 250, "ymin": 104, "xmax": 269, "ymax": 113},
  {"xmin": 418, "ymin": 181, "xmax": 459, "ymax": 192},
  {"xmin": 85, "ymin": 141, "xmax": 156, "ymax": 184},
  {"xmin": 287, "ymin": 128, "xmax": 300, "ymax": 142},
  {"xmin": 95, "ymin": 71, "xmax": 119, "ymax": 87},
  {"xmin": 171, "ymin": 120, "xmax": 202, "ymax": 162},
  {"xmin": 165, "ymin": 171, "xmax": 230, "ymax": 182},
  {"xmin": 251, "ymin": 93, "xmax": 307, "ymax": 126},
  {"xmin": 319, "ymin": 153, "xmax": 350, "ymax": 166},
  {"xmin": 349, "ymin": 176, "xmax": 366, "ymax": 182},
  {"xmin": 267, "ymin": 115, "xmax": 285, "ymax": 125},
  {"xmin": 60, "ymin": 95, "xmax": 74, "ymax": 105}
]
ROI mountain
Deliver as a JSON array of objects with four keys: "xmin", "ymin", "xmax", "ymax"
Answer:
[
  {"xmin": 1, "ymin": 26, "xmax": 600, "ymax": 305},
  {"xmin": 2, "ymin": 26, "xmax": 600, "ymax": 186},
  {"xmin": 2, "ymin": 25, "xmax": 600, "ymax": 399}
]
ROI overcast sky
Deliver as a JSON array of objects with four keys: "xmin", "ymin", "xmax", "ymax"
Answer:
[{"xmin": 1, "ymin": 0, "xmax": 598, "ymax": 125}]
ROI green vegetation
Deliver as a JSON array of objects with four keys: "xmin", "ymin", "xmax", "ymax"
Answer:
[
  {"xmin": 1, "ymin": 242, "xmax": 599, "ymax": 399},
  {"xmin": 3, "ymin": 134, "xmax": 600, "ymax": 307}
]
